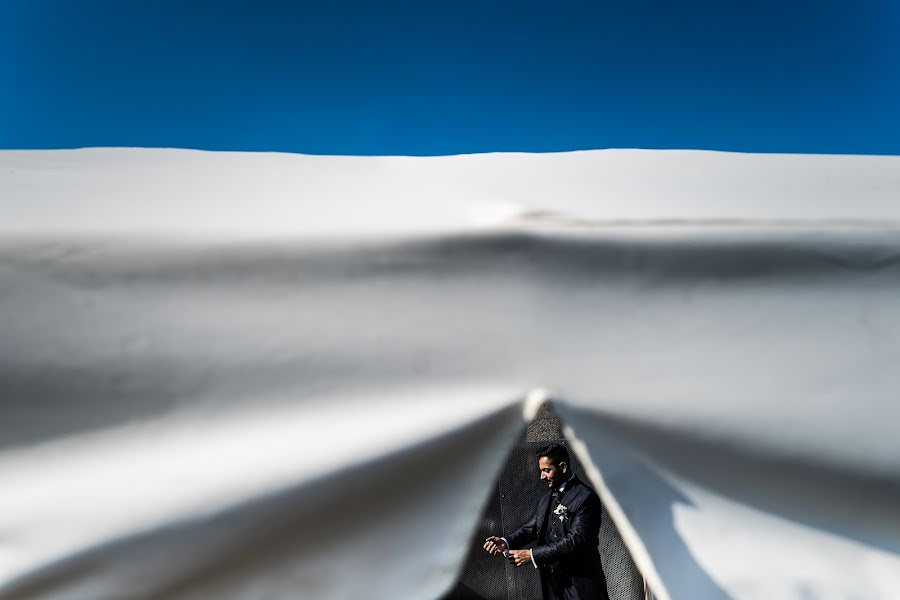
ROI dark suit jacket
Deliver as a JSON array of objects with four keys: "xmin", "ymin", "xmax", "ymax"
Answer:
[{"xmin": 506, "ymin": 475, "xmax": 609, "ymax": 600}]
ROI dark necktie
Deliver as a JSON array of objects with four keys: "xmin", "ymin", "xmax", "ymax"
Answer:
[{"xmin": 539, "ymin": 490, "xmax": 559, "ymax": 544}]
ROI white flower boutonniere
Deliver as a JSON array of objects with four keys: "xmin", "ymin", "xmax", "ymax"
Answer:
[{"xmin": 553, "ymin": 503, "xmax": 568, "ymax": 522}]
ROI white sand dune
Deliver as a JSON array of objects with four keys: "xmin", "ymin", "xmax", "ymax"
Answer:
[{"xmin": 3, "ymin": 148, "xmax": 900, "ymax": 235}]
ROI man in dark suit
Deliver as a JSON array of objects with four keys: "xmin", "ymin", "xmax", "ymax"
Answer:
[{"xmin": 484, "ymin": 444, "xmax": 609, "ymax": 600}]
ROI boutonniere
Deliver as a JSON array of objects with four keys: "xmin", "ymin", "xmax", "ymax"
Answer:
[{"xmin": 553, "ymin": 503, "xmax": 568, "ymax": 521}]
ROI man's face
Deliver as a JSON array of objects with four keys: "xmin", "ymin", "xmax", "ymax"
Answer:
[{"xmin": 538, "ymin": 456, "xmax": 568, "ymax": 489}]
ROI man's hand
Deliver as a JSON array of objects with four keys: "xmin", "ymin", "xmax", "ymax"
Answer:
[
  {"xmin": 508, "ymin": 549, "xmax": 533, "ymax": 567},
  {"xmin": 483, "ymin": 536, "xmax": 508, "ymax": 556}
]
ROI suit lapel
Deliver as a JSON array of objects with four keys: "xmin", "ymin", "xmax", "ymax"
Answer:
[
  {"xmin": 539, "ymin": 476, "xmax": 580, "ymax": 539},
  {"xmin": 558, "ymin": 475, "xmax": 578, "ymax": 505}
]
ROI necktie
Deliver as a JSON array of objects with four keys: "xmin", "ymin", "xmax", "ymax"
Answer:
[{"xmin": 539, "ymin": 490, "xmax": 558, "ymax": 544}]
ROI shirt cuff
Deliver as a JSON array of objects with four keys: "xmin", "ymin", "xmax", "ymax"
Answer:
[{"xmin": 502, "ymin": 537, "xmax": 537, "ymax": 568}]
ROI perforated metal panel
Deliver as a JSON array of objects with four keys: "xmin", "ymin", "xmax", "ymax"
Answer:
[{"xmin": 445, "ymin": 403, "xmax": 645, "ymax": 600}]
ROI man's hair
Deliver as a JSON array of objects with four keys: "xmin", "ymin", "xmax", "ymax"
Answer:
[{"xmin": 537, "ymin": 444, "xmax": 570, "ymax": 467}]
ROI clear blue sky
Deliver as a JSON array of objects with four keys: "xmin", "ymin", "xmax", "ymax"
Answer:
[{"xmin": 1, "ymin": 0, "xmax": 898, "ymax": 155}]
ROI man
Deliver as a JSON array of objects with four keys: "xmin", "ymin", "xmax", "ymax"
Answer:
[{"xmin": 484, "ymin": 444, "xmax": 609, "ymax": 600}]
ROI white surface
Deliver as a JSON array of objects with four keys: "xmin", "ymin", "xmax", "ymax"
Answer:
[
  {"xmin": 2, "ymin": 148, "xmax": 900, "ymax": 235},
  {"xmin": 1, "ymin": 148, "xmax": 899, "ymax": 599}
]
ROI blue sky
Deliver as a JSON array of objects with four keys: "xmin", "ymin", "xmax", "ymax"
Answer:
[{"xmin": 1, "ymin": 0, "xmax": 898, "ymax": 155}]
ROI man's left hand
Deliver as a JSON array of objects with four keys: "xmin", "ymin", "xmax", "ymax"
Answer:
[{"xmin": 508, "ymin": 549, "xmax": 532, "ymax": 567}]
